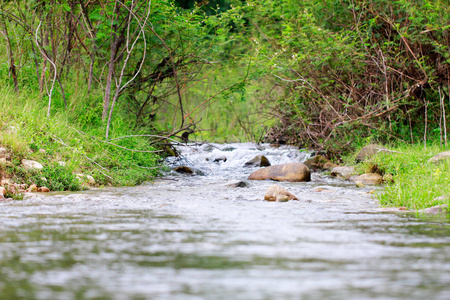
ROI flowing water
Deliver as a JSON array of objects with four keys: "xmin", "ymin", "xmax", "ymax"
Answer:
[{"xmin": 0, "ymin": 143, "xmax": 449, "ymax": 299}]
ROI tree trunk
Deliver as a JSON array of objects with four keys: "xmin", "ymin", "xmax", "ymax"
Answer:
[{"xmin": 0, "ymin": 16, "xmax": 19, "ymax": 92}]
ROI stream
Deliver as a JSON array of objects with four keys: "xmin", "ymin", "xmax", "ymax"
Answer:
[{"xmin": 0, "ymin": 143, "xmax": 449, "ymax": 299}]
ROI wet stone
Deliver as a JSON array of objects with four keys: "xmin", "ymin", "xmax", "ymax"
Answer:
[
  {"xmin": 264, "ymin": 184, "xmax": 298, "ymax": 202},
  {"xmin": 173, "ymin": 166, "xmax": 194, "ymax": 174},
  {"xmin": 226, "ymin": 181, "xmax": 249, "ymax": 188},
  {"xmin": 213, "ymin": 157, "xmax": 227, "ymax": 163},
  {"xmin": 244, "ymin": 155, "xmax": 271, "ymax": 168}
]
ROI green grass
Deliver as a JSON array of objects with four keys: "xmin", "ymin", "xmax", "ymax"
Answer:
[
  {"xmin": 0, "ymin": 83, "xmax": 161, "ymax": 190},
  {"xmin": 357, "ymin": 144, "xmax": 450, "ymax": 210}
]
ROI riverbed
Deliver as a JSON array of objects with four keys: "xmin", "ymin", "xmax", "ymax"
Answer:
[{"xmin": 0, "ymin": 143, "xmax": 449, "ymax": 299}]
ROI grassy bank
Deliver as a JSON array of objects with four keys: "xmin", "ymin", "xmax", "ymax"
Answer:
[
  {"xmin": 352, "ymin": 144, "xmax": 450, "ymax": 210},
  {"xmin": 0, "ymin": 84, "xmax": 161, "ymax": 197}
]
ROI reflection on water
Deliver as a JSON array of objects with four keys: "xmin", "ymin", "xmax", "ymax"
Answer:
[{"xmin": 0, "ymin": 143, "xmax": 449, "ymax": 299}]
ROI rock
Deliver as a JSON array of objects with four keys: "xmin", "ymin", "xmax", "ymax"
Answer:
[
  {"xmin": 303, "ymin": 155, "xmax": 330, "ymax": 171},
  {"xmin": 353, "ymin": 173, "xmax": 383, "ymax": 184},
  {"xmin": 28, "ymin": 184, "xmax": 38, "ymax": 192},
  {"xmin": 75, "ymin": 174, "xmax": 96, "ymax": 185},
  {"xmin": 330, "ymin": 166, "xmax": 356, "ymax": 179},
  {"xmin": 428, "ymin": 151, "xmax": 450, "ymax": 163},
  {"xmin": 21, "ymin": 159, "xmax": 43, "ymax": 170},
  {"xmin": 355, "ymin": 181, "xmax": 365, "ymax": 188},
  {"xmin": 173, "ymin": 166, "xmax": 205, "ymax": 176},
  {"xmin": 163, "ymin": 145, "xmax": 179, "ymax": 157},
  {"xmin": 227, "ymin": 181, "xmax": 249, "ymax": 188},
  {"xmin": 173, "ymin": 166, "xmax": 194, "ymax": 174},
  {"xmin": 248, "ymin": 162, "xmax": 311, "ymax": 182},
  {"xmin": 244, "ymin": 155, "xmax": 271, "ymax": 167},
  {"xmin": 58, "ymin": 161, "xmax": 66, "ymax": 167},
  {"xmin": 0, "ymin": 187, "xmax": 6, "ymax": 196},
  {"xmin": 0, "ymin": 147, "xmax": 7, "ymax": 157},
  {"xmin": 264, "ymin": 184, "xmax": 298, "ymax": 202},
  {"xmin": 38, "ymin": 186, "xmax": 50, "ymax": 192},
  {"xmin": 213, "ymin": 156, "xmax": 227, "ymax": 163},
  {"xmin": 1, "ymin": 179, "xmax": 11, "ymax": 185},
  {"xmin": 420, "ymin": 204, "xmax": 449, "ymax": 214},
  {"xmin": 86, "ymin": 175, "xmax": 96, "ymax": 185},
  {"xmin": 355, "ymin": 144, "xmax": 390, "ymax": 162}
]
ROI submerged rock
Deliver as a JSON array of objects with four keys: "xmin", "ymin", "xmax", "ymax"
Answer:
[
  {"xmin": 248, "ymin": 163, "xmax": 311, "ymax": 182},
  {"xmin": 264, "ymin": 184, "xmax": 298, "ymax": 202},
  {"xmin": 355, "ymin": 144, "xmax": 390, "ymax": 162},
  {"xmin": 244, "ymin": 155, "xmax": 271, "ymax": 167},
  {"xmin": 353, "ymin": 173, "xmax": 383, "ymax": 185},
  {"xmin": 330, "ymin": 166, "xmax": 356, "ymax": 179}
]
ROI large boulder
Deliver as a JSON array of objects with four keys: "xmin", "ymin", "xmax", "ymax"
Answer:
[
  {"xmin": 303, "ymin": 155, "xmax": 330, "ymax": 171},
  {"xmin": 330, "ymin": 166, "xmax": 356, "ymax": 179},
  {"xmin": 428, "ymin": 151, "xmax": 450, "ymax": 163},
  {"xmin": 21, "ymin": 159, "xmax": 43, "ymax": 170},
  {"xmin": 353, "ymin": 173, "xmax": 383, "ymax": 184},
  {"xmin": 264, "ymin": 185, "xmax": 298, "ymax": 202},
  {"xmin": 244, "ymin": 155, "xmax": 271, "ymax": 167},
  {"xmin": 248, "ymin": 162, "xmax": 311, "ymax": 182},
  {"xmin": 355, "ymin": 144, "xmax": 390, "ymax": 162}
]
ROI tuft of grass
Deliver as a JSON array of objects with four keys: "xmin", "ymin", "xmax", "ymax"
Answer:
[{"xmin": 361, "ymin": 144, "xmax": 450, "ymax": 210}]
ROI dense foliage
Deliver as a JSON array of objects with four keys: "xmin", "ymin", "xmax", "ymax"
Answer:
[{"xmin": 242, "ymin": 0, "xmax": 450, "ymax": 153}]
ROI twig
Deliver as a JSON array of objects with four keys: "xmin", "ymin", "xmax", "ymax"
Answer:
[{"xmin": 50, "ymin": 134, "xmax": 114, "ymax": 180}]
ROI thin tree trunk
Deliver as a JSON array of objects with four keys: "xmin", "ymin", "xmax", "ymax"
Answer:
[
  {"xmin": 103, "ymin": 37, "xmax": 120, "ymax": 121},
  {"xmin": 0, "ymin": 16, "xmax": 19, "ymax": 92}
]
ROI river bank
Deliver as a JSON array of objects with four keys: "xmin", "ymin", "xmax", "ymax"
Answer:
[{"xmin": 0, "ymin": 86, "xmax": 161, "ymax": 200}]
